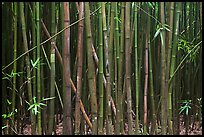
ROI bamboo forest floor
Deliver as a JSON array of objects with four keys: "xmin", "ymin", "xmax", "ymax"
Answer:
[{"xmin": 16, "ymin": 114, "xmax": 202, "ymax": 135}]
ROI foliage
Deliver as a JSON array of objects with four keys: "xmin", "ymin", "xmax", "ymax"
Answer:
[
  {"xmin": 2, "ymin": 100, "xmax": 17, "ymax": 130},
  {"xmin": 151, "ymin": 24, "xmax": 170, "ymax": 43},
  {"xmin": 2, "ymin": 70, "xmax": 22, "ymax": 81},
  {"xmin": 178, "ymin": 99, "xmax": 192, "ymax": 116},
  {"xmin": 25, "ymin": 96, "xmax": 55, "ymax": 115},
  {"xmin": 178, "ymin": 35, "xmax": 200, "ymax": 64}
]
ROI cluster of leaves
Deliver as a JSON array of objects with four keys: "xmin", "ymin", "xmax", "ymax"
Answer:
[
  {"xmin": 2, "ymin": 100, "xmax": 18, "ymax": 130},
  {"xmin": 178, "ymin": 99, "xmax": 192, "ymax": 116},
  {"xmin": 178, "ymin": 35, "xmax": 200, "ymax": 64},
  {"xmin": 25, "ymin": 96, "xmax": 55, "ymax": 115},
  {"xmin": 152, "ymin": 24, "xmax": 170, "ymax": 44},
  {"xmin": 2, "ymin": 70, "xmax": 22, "ymax": 81}
]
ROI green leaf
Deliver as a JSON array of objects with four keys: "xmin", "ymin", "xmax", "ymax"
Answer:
[
  {"xmin": 28, "ymin": 104, "xmax": 35, "ymax": 111},
  {"xmin": 2, "ymin": 114, "xmax": 7, "ymax": 119},
  {"xmin": 2, "ymin": 77, "xmax": 10, "ymax": 80},
  {"xmin": 7, "ymin": 99, "xmax": 12, "ymax": 105},
  {"xmin": 114, "ymin": 17, "xmax": 121, "ymax": 23},
  {"xmin": 179, "ymin": 106, "xmax": 186, "ymax": 114},
  {"xmin": 147, "ymin": 2, "xmax": 154, "ymax": 9},
  {"xmin": 42, "ymin": 96, "xmax": 55, "ymax": 101},
  {"xmin": 164, "ymin": 26, "xmax": 170, "ymax": 32},
  {"xmin": 31, "ymin": 58, "xmax": 40, "ymax": 69},
  {"xmin": 160, "ymin": 31, "xmax": 164, "ymax": 46},
  {"xmin": 152, "ymin": 28, "xmax": 161, "ymax": 42},
  {"xmin": 39, "ymin": 102, "xmax": 47, "ymax": 106},
  {"xmin": 2, "ymin": 125, "xmax": 7, "ymax": 130},
  {"xmin": 33, "ymin": 96, "xmax": 37, "ymax": 103}
]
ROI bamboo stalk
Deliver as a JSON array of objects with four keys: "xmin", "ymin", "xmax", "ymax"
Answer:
[
  {"xmin": 125, "ymin": 2, "xmax": 133, "ymax": 135},
  {"xmin": 85, "ymin": 2, "xmax": 98, "ymax": 134},
  {"xmin": 98, "ymin": 2, "xmax": 104, "ymax": 135},
  {"xmin": 11, "ymin": 3, "xmax": 17, "ymax": 135},
  {"xmin": 36, "ymin": 2, "xmax": 42, "ymax": 135},
  {"xmin": 41, "ymin": 19, "xmax": 93, "ymax": 130},
  {"xmin": 20, "ymin": 2, "xmax": 36, "ymax": 134},
  {"xmin": 63, "ymin": 2, "xmax": 72, "ymax": 135},
  {"xmin": 134, "ymin": 2, "xmax": 139, "ymax": 135},
  {"xmin": 75, "ymin": 2, "xmax": 84, "ymax": 135},
  {"xmin": 160, "ymin": 2, "xmax": 167, "ymax": 135},
  {"xmin": 48, "ymin": 2, "xmax": 56, "ymax": 135}
]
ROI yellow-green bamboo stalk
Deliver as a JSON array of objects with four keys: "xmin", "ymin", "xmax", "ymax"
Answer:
[
  {"xmin": 134, "ymin": 2, "xmax": 139, "ymax": 135},
  {"xmin": 169, "ymin": 2, "xmax": 181, "ymax": 135},
  {"xmin": 119, "ymin": 2, "xmax": 125, "ymax": 134},
  {"xmin": 98, "ymin": 2, "xmax": 104, "ymax": 135},
  {"xmin": 160, "ymin": 2, "xmax": 167, "ymax": 135},
  {"xmin": 114, "ymin": 2, "xmax": 121, "ymax": 135},
  {"xmin": 166, "ymin": 2, "xmax": 174, "ymax": 135},
  {"xmin": 36, "ymin": 2, "xmax": 42, "ymax": 135}
]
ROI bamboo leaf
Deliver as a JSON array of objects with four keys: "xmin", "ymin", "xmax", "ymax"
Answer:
[
  {"xmin": 7, "ymin": 99, "xmax": 12, "ymax": 105},
  {"xmin": 114, "ymin": 17, "xmax": 121, "ymax": 23},
  {"xmin": 25, "ymin": 100, "xmax": 30, "ymax": 106},
  {"xmin": 152, "ymin": 28, "xmax": 161, "ymax": 42},
  {"xmin": 28, "ymin": 104, "xmax": 35, "ymax": 110},
  {"xmin": 2, "ymin": 114, "xmax": 7, "ymax": 119},
  {"xmin": 147, "ymin": 2, "xmax": 154, "ymax": 9},
  {"xmin": 2, "ymin": 125, "xmax": 7, "ymax": 130},
  {"xmin": 39, "ymin": 102, "xmax": 47, "ymax": 106},
  {"xmin": 160, "ymin": 31, "xmax": 164, "ymax": 46},
  {"xmin": 42, "ymin": 96, "xmax": 55, "ymax": 101}
]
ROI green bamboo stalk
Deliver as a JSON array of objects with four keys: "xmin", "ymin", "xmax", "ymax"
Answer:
[
  {"xmin": 107, "ymin": 2, "xmax": 115, "ymax": 134},
  {"xmin": 101, "ymin": 2, "xmax": 112, "ymax": 135},
  {"xmin": 36, "ymin": 2, "xmax": 42, "ymax": 135},
  {"xmin": 20, "ymin": 2, "xmax": 36, "ymax": 134},
  {"xmin": 119, "ymin": 2, "xmax": 125, "ymax": 134},
  {"xmin": 125, "ymin": 2, "xmax": 133, "ymax": 135},
  {"xmin": 98, "ymin": 2, "xmax": 104, "ymax": 135},
  {"xmin": 11, "ymin": 3, "xmax": 17, "ymax": 135},
  {"xmin": 169, "ymin": 2, "xmax": 181, "ymax": 135},
  {"xmin": 166, "ymin": 2, "xmax": 174, "ymax": 135},
  {"xmin": 75, "ymin": 2, "xmax": 84, "ymax": 135},
  {"xmin": 147, "ymin": 4, "xmax": 156, "ymax": 135},
  {"xmin": 84, "ymin": 2, "xmax": 98, "ymax": 135},
  {"xmin": 160, "ymin": 2, "xmax": 167, "ymax": 135},
  {"xmin": 109, "ymin": 2, "xmax": 115, "ymax": 88},
  {"xmin": 63, "ymin": 2, "xmax": 72, "ymax": 135},
  {"xmin": 189, "ymin": 3, "xmax": 193, "ymax": 41},
  {"xmin": 48, "ymin": 2, "xmax": 56, "ymax": 135},
  {"xmin": 114, "ymin": 2, "xmax": 121, "ymax": 135},
  {"xmin": 32, "ymin": 2, "xmax": 36, "ymax": 107},
  {"xmin": 134, "ymin": 2, "xmax": 139, "ymax": 135},
  {"xmin": 113, "ymin": 2, "xmax": 118, "ymax": 131}
]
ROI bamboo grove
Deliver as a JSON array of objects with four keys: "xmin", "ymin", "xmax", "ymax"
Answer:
[{"xmin": 1, "ymin": 2, "xmax": 202, "ymax": 135}]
